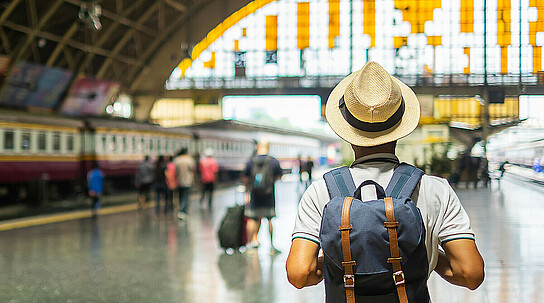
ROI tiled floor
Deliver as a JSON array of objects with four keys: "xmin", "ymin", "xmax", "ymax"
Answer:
[{"xmin": 1, "ymin": 174, "xmax": 543, "ymax": 302}]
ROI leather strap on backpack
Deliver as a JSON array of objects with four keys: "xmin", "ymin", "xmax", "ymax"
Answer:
[
  {"xmin": 384, "ymin": 197, "xmax": 409, "ymax": 303},
  {"xmin": 339, "ymin": 197, "xmax": 356, "ymax": 303}
]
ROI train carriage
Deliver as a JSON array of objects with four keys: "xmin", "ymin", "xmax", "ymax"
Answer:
[
  {"xmin": 0, "ymin": 111, "xmax": 84, "ymax": 201},
  {"xmin": 0, "ymin": 110, "xmax": 337, "ymax": 205},
  {"xmin": 83, "ymin": 117, "xmax": 194, "ymax": 192}
]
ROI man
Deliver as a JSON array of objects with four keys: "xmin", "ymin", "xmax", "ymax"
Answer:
[
  {"xmin": 134, "ymin": 155, "xmax": 154, "ymax": 209},
  {"xmin": 87, "ymin": 162, "xmax": 104, "ymax": 218},
  {"xmin": 286, "ymin": 62, "xmax": 484, "ymax": 296},
  {"xmin": 174, "ymin": 148, "xmax": 195, "ymax": 221},
  {"xmin": 199, "ymin": 148, "xmax": 219, "ymax": 209},
  {"xmin": 242, "ymin": 140, "xmax": 283, "ymax": 254},
  {"xmin": 304, "ymin": 155, "xmax": 314, "ymax": 188},
  {"xmin": 165, "ymin": 155, "xmax": 178, "ymax": 216}
]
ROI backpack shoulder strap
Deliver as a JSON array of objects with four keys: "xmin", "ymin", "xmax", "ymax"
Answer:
[
  {"xmin": 324, "ymin": 167, "xmax": 356, "ymax": 199},
  {"xmin": 385, "ymin": 163, "xmax": 424, "ymax": 199}
]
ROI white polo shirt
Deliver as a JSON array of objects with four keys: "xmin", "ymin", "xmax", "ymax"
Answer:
[{"xmin": 292, "ymin": 153, "xmax": 475, "ymax": 274}]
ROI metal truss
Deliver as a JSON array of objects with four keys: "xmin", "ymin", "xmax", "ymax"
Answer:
[{"xmin": 0, "ymin": 0, "xmax": 192, "ymax": 91}]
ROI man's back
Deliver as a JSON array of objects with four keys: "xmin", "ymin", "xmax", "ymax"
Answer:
[
  {"xmin": 136, "ymin": 161, "xmax": 154, "ymax": 185},
  {"xmin": 199, "ymin": 156, "xmax": 218, "ymax": 183},
  {"xmin": 87, "ymin": 168, "xmax": 104, "ymax": 194},
  {"xmin": 175, "ymin": 154, "xmax": 195, "ymax": 187},
  {"xmin": 293, "ymin": 154, "xmax": 475, "ymax": 276},
  {"xmin": 244, "ymin": 154, "xmax": 282, "ymax": 207}
]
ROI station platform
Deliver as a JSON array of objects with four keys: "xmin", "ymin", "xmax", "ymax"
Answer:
[{"xmin": 1, "ymin": 172, "xmax": 543, "ymax": 303}]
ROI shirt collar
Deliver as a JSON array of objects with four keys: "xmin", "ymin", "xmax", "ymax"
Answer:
[{"xmin": 350, "ymin": 153, "xmax": 400, "ymax": 168}]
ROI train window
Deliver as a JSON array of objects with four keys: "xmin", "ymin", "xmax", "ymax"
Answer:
[
  {"xmin": 67, "ymin": 134, "xmax": 74, "ymax": 151},
  {"xmin": 102, "ymin": 136, "xmax": 107, "ymax": 151},
  {"xmin": 111, "ymin": 136, "xmax": 117, "ymax": 152},
  {"xmin": 121, "ymin": 136, "xmax": 127, "ymax": 152},
  {"xmin": 38, "ymin": 132, "xmax": 46, "ymax": 151},
  {"xmin": 4, "ymin": 131, "xmax": 14, "ymax": 150},
  {"xmin": 53, "ymin": 132, "xmax": 61, "ymax": 151},
  {"xmin": 21, "ymin": 132, "xmax": 30, "ymax": 151}
]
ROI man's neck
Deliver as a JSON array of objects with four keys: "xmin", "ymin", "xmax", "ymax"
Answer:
[{"xmin": 352, "ymin": 141, "xmax": 397, "ymax": 159}]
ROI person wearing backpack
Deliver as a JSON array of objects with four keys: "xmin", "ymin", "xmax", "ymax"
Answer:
[
  {"xmin": 242, "ymin": 140, "xmax": 283, "ymax": 254},
  {"xmin": 286, "ymin": 62, "xmax": 484, "ymax": 302}
]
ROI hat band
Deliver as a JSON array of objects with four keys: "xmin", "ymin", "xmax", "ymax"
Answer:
[{"xmin": 339, "ymin": 96, "xmax": 405, "ymax": 132}]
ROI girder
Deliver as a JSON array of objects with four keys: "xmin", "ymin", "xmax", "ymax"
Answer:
[{"xmin": 0, "ymin": 0, "xmax": 254, "ymax": 119}]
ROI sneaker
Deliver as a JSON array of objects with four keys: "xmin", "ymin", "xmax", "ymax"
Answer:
[
  {"xmin": 246, "ymin": 241, "xmax": 260, "ymax": 249},
  {"xmin": 177, "ymin": 212, "xmax": 186, "ymax": 221},
  {"xmin": 270, "ymin": 247, "xmax": 281, "ymax": 255}
]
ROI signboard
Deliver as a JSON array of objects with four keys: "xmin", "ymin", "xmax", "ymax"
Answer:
[
  {"xmin": 60, "ymin": 77, "xmax": 120, "ymax": 116},
  {"xmin": 0, "ymin": 61, "xmax": 73, "ymax": 110}
]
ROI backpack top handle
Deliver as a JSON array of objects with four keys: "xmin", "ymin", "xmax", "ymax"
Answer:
[{"xmin": 354, "ymin": 180, "xmax": 386, "ymax": 200}]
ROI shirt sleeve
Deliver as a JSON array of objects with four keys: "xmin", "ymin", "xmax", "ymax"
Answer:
[
  {"xmin": 292, "ymin": 183, "xmax": 322, "ymax": 244},
  {"xmin": 438, "ymin": 182, "xmax": 475, "ymax": 244}
]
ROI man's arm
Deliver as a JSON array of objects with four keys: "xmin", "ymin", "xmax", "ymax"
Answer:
[
  {"xmin": 286, "ymin": 238, "xmax": 324, "ymax": 289},
  {"xmin": 433, "ymin": 238, "xmax": 484, "ymax": 290}
]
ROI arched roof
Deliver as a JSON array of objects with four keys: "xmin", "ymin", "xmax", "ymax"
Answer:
[{"xmin": 0, "ymin": 0, "xmax": 252, "ymax": 119}]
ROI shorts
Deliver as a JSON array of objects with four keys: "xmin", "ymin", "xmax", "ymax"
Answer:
[
  {"xmin": 139, "ymin": 183, "xmax": 151, "ymax": 195},
  {"xmin": 244, "ymin": 206, "xmax": 276, "ymax": 220}
]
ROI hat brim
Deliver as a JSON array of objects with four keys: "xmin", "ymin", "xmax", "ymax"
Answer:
[{"xmin": 325, "ymin": 71, "xmax": 420, "ymax": 147}]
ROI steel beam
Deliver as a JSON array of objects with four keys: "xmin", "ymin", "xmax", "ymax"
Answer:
[
  {"xmin": 77, "ymin": 0, "xmax": 148, "ymax": 74},
  {"xmin": 11, "ymin": 0, "xmax": 65, "ymax": 64},
  {"xmin": 0, "ymin": 0, "xmax": 23, "ymax": 24},
  {"xmin": 164, "ymin": 0, "xmax": 187, "ymax": 12},
  {"xmin": 127, "ymin": 0, "xmax": 218, "ymax": 92},
  {"xmin": 63, "ymin": 0, "xmax": 157, "ymax": 36},
  {"xmin": 3, "ymin": 21, "xmax": 139, "ymax": 66},
  {"xmin": 0, "ymin": 28, "xmax": 11, "ymax": 53},
  {"xmin": 46, "ymin": 23, "xmax": 79, "ymax": 66},
  {"xmin": 96, "ymin": 2, "xmax": 160, "ymax": 78}
]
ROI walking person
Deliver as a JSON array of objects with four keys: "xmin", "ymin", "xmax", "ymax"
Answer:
[
  {"xmin": 174, "ymin": 148, "xmax": 196, "ymax": 221},
  {"xmin": 165, "ymin": 156, "xmax": 178, "ymax": 217},
  {"xmin": 286, "ymin": 62, "xmax": 484, "ymax": 301},
  {"xmin": 199, "ymin": 148, "xmax": 219, "ymax": 209},
  {"xmin": 297, "ymin": 154, "xmax": 305, "ymax": 187},
  {"xmin": 87, "ymin": 162, "xmax": 104, "ymax": 218},
  {"xmin": 153, "ymin": 155, "xmax": 168, "ymax": 219},
  {"xmin": 304, "ymin": 155, "xmax": 314, "ymax": 189},
  {"xmin": 242, "ymin": 140, "xmax": 283, "ymax": 254},
  {"xmin": 134, "ymin": 155, "xmax": 154, "ymax": 209},
  {"xmin": 498, "ymin": 160, "xmax": 509, "ymax": 178}
]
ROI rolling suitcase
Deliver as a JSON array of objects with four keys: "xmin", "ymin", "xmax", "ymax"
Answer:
[
  {"xmin": 218, "ymin": 204, "xmax": 245, "ymax": 250},
  {"xmin": 217, "ymin": 185, "xmax": 248, "ymax": 253}
]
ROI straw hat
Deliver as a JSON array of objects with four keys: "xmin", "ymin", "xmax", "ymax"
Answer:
[{"xmin": 325, "ymin": 61, "xmax": 420, "ymax": 147}]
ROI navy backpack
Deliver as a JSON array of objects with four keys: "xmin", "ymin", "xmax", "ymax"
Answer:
[{"xmin": 320, "ymin": 163, "xmax": 430, "ymax": 303}]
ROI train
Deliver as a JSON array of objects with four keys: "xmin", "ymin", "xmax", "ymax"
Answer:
[
  {"xmin": 0, "ymin": 110, "xmax": 338, "ymax": 204},
  {"xmin": 487, "ymin": 128, "xmax": 544, "ymax": 182}
]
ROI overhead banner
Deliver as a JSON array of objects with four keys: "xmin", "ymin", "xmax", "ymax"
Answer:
[
  {"xmin": 0, "ymin": 61, "xmax": 73, "ymax": 110},
  {"xmin": 60, "ymin": 77, "xmax": 120, "ymax": 116}
]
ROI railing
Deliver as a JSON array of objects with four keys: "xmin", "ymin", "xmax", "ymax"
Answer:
[{"xmin": 167, "ymin": 73, "xmax": 542, "ymax": 90}]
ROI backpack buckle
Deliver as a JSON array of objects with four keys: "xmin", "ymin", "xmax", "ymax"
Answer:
[
  {"xmin": 393, "ymin": 270, "xmax": 405, "ymax": 286},
  {"xmin": 343, "ymin": 274, "xmax": 355, "ymax": 288}
]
